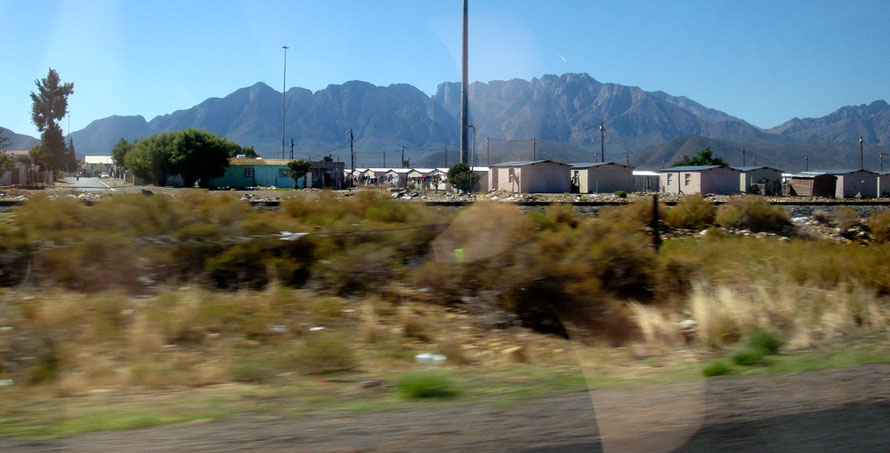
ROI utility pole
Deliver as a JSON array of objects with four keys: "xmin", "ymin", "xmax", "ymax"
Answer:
[
  {"xmin": 401, "ymin": 145, "xmax": 405, "ymax": 168},
  {"xmin": 486, "ymin": 137, "xmax": 490, "ymax": 166},
  {"xmin": 599, "ymin": 122, "xmax": 605, "ymax": 163},
  {"xmin": 349, "ymin": 129, "xmax": 354, "ymax": 170},
  {"xmin": 805, "ymin": 155, "xmax": 809, "ymax": 171},
  {"xmin": 383, "ymin": 150, "xmax": 386, "ymax": 167},
  {"xmin": 459, "ymin": 0, "xmax": 470, "ymax": 165},
  {"xmin": 281, "ymin": 45, "xmax": 289, "ymax": 159},
  {"xmin": 444, "ymin": 145, "xmax": 448, "ymax": 167},
  {"xmin": 742, "ymin": 147, "xmax": 746, "ymax": 166},
  {"xmin": 532, "ymin": 137, "xmax": 536, "ymax": 160},
  {"xmin": 860, "ymin": 136, "xmax": 864, "ymax": 170},
  {"xmin": 626, "ymin": 153, "xmax": 629, "ymax": 166},
  {"xmin": 881, "ymin": 152, "xmax": 884, "ymax": 172}
]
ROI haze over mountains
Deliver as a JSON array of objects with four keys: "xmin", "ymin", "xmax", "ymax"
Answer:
[{"xmin": 3, "ymin": 73, "xmax": 888, "ymax": 171}]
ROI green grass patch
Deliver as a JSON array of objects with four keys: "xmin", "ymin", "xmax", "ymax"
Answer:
[
  {"xmin": 701, "ymin": 360, "xmax": 732, "ymax": 377},
  {"xmin": 395, "ymin": 371, "xmax": 458, "ymax": 400}
]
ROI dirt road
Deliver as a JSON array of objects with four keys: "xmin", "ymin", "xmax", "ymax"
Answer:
[{"xmin": 4, "ymin": 365, "xmax": 889, "ymax": 452}]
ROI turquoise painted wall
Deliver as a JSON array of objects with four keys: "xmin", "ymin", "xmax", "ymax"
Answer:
[{"xmin": 211, "ymin": 165, "xmax": 302, "ymax": 188}]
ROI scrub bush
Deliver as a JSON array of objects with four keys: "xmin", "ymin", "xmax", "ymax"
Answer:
[
  {"xmin": 715, "ymin": 196, "xmax": 790, "ymax": 232},
  {"xmin": 665, "ymin": 194, "xmax": 716, "ymax": 229}
]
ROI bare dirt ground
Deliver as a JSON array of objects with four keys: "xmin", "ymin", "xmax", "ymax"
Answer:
[{"xmin": 3, "ymin": 364, "xmax": 888, "ymax": 452}]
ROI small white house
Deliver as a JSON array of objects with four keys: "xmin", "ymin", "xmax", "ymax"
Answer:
[
  {"xmin": 659, "ymin": 165, "xmax": 741, "ymax": 195},
  {"xmin": 570, "ymin": 162, "xmax": 634, "ymax": 193},
  {"xmin": 490, "ymin": 160, "xmax": 571, "ymax": 193}
]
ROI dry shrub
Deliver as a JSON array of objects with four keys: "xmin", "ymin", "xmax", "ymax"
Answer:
[
  {"xmin": 397, "ymin": 305, "xmax": 430, "ymax": 342},
  {"xmin": 715, "ymin": 196, "xmax": 789, "ymax": 232},
  {"xmin": 869, "ymin": 211, "xmax": 890, "ymax": 242},
  {"xmin": 833, "ymin": 207, "xmax": 859, "ymax": 231},
  {"xmin": 628, "ymin": 302, "xmax": 683, "ymax": 346},
  {"xmin": 597, "ymin": 199, "xmax": 668, "ymax": 227},
  {"xmin": 811, "ymin": 209, "xmax": 832, "ymax": 224},
  {"xmin": 688, "ymin": 281, "xmax": 887, "ymax": 349},
  {"xmin": 665, "ymin": 194, "xmax": 716, "ymax": 230},
  {"xmin": 290, "ymin": 332, "xmax": 357, "ymax": 375}
]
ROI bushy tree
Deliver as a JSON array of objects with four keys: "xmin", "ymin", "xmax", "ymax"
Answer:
[
  {"xmin": 124, "ymin": 132, "xmax": 174, "ymax": 185},
  {"xmin": 287, "ymin": 160, "xmax": 312, "ymax": 189},
  {"xmin": 30, "ymin": 68, "xmax": 74, "ymax": 184},
  {"xmin": 238, "ymin": 145, "xmax": 259, "ymax": 158},
  {"xmin": 110, "ymin": 138, "xmax": 132, "ymax": 168},
  {"xmin": 170, "ymin": 128, "xmax": 233, "ymax": 187},
  {"xmin": 447, "ymin": 163, "xmax": 479, "ymax": 193},
  {"xmin": 0, "ymin": 154, "xmax": 13, "ymax": 179},
  {"xmin": 0, "ymin": 128, "xmax": 10, "ymax": 151},
  {"xmin": 672, "ymin": 147, "xmax": 728, "ymax": 167}
]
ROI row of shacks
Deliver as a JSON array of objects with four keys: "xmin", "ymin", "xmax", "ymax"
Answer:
[{"xmin": 201, "ymin": 158, "xmax": 890, "ymax": 198}]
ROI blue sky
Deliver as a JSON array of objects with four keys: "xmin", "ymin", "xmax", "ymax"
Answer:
[{"xmin": 1, "ymin": 0, "xmax": 888, "ymax": 137}]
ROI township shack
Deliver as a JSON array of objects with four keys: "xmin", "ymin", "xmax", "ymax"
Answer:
[
  {"xmin": 0, "ymin": 150, "xmax": 45, "ymax": 185},
  {"xmin": 211, "ymin": 158, "xmax": 344, "ymax": 189},
  {"xmin": 878, "ymin": 171, "xmax": 890, "ymax": 198},
  {"xmin": 791, "ymin": 170, "xmax": 877, "ymax": 198},
  {"xmin": 658, "ymin": 165, "xmax": 740, "ymax": 195},
  {"xmin": 733, "ymin": 166, "xmax": 783, "ymax": 195},
  {"xmin": 789, "ymin": 172, "xmax": 837, "ymax": 197},
  {"xmin": 489, "ymin": 160, "xmax": 571, "ymax": 193},
  {"xmin": 633, "ymin": 170, "xmax": 660, "ymax": 192},
  {"xmin": 570, "ymin": 162, "xmax": 634, "ymax": 193}
]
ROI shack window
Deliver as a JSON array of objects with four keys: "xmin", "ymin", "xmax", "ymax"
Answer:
[
  {"xmin": 244, "ymin": 168, "xmax": 254, "ymax": 177},
  {"xmin": 667, "ymin": 174, "xmax": 673, "ymax": 185},
  {"xmin": 684, "ymin": 173, "xmax": 691, "ymax": 186},
  {"xmin": 509, "ymin": 168, "xmax": 515, "ymax": 182},
  {"xmin": 278, "ymin": 168, "xmax": 289, "ymax": 177}
]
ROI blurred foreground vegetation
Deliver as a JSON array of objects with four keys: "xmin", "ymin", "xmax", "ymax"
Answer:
[{"xmin": 0, "ymin": 192, "xmax": 888, "ymax": 392}]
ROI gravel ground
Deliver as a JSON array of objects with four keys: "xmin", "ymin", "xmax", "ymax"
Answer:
[{"xmin": 3, "ymin": 364, "xmax": 888, "ymax": 452}]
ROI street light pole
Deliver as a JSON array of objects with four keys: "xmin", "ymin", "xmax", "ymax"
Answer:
[{"xmin": 281, "ymin": 45, "xmax": 289, "ymax": 159}]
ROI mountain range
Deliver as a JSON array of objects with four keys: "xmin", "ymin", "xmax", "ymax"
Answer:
[{"xmin": 3, "ymin": 73, "xmax": 888, "ymax": 172}]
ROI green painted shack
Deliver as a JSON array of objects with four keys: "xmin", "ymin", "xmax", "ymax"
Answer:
[{"xmin": 211, "ymin": 158, "xmax": 346, "ymax": 189}]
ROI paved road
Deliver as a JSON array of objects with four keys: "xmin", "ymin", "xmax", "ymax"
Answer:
[{"xmin": 62, "ymin": 177, "xmax": 113, "ymax": 190}]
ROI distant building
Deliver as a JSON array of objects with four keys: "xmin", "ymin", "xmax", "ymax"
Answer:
[
  {"xmin": 84, "ymin": 155, "xmax": 115, "ymax": 176},
  {"xmin": 791, "ymin": 170, "xmax": 877, "ymax": 198},
  {"xmin": 489, "ymin": 160, "xmax": 571, "ymax": 193},
  {"xmin": 632, "ymin": 170, "xmax": 660, "ymax": 192},
  {"xmin": 658, "ymin": 165, "xmax": 740, "ymax": 195},
  {"xmin": 733, "ymin": 166, "xmax": 783, "ymax": 195},
  {"xmin": 570, "ymin": 162, "xmax": 634, "ymax": 193},
  {"xmin": 211, "ymin": 158, "xmax": 344, "ymax": 189}
]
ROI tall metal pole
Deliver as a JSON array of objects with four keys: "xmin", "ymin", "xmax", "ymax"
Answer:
[
  {"xmin": 349, "ymin": 129, "xmax": 354, "ymax": 170},
  {"xmin": 459, "ymin": 0, "xmax": 469, "ymax": 165},
  {"xmin": 281, "ymin": 45, "xmax": 289, "ymax": 159},
  {"xmin": 599, "ymin": 122, "xmax": 605, "ymax": 163},
  {"xmin": 742, "ymin": 147, "xmax": 746, "ymax": 166},
  {"xmin": 532, "ymin": 137, "xmax": 536, "ymax": 160},
  {"xmin": 401, "ymin": 145, "xmax": 405, "ymax": 168},
  {"xmin": 444, "ymin": 145, "xmax": 448, "ymax": 167},
  {"xmin": 860, "ymin": 136, "xmax": 864, "ymax": 170},
  {"xmin": 486, "ymin": 137, "xmax": 490, "ymax": 166},
  {"xmin": 383, "ymin": 150, "xmax": 386, "ymax": 167},
  {"xmin": 805, "ymin": 155, "xmax": 808, "ymax": 171}
]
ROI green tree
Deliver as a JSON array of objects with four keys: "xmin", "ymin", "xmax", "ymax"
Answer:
[
  {"xmin": 447, "ymin": 163, "xmax": 479, "ymax": 193},
  {"xmin": 0, "ymin": 154, "xmax": 13, "ymax": 179},
  {"xmin": 169, "ymin": 128, "xmax": 233, "ymax": 187},
  {"xmin": 287, "ymin": 160, "xmax": 312, "ymax": 189},
  {"xmin": 65, "ymin": 138, "xmax": 77, "ymax": 172},
  {"xmin": 30, "ymin": 68, "xmax": 74, "ymax": 185},
  {"xmin": 672, "ymin": 147, "xmax": 729, "ymax": 167},
  {"xmin": 110, "ymin": 138, "xmax": 132, "ymax": 168},
  {"xmin": 0, "ymin": 128, "xmax": 10, "ymax": 151},
  {"xmin": 125, "ymin": 132, "xmax": 174, "ymax": 185},
  {"xmin": 237, "ymin": 145, "xmax": 259, "ymax": 158}
]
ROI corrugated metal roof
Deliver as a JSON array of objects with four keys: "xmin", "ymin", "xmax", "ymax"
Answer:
[
  {"xmin": 570, "ymin": 162, "xmax": 632, "ymax": 169},
  {"xmin": 229, "ymin": 158, "xmax": 291, "ymax": 166},
  {"xmin": 732, "ymin": 166, "xmax": 783, "ymax": 172},
  {"xmin": 632, "ymin": 170, "xmax": 660, "ymax": 176},
  {"xmin": 490, "ymin": 160, "xmax": 546, "ymax": 167},
  {"xmin": 658, "ymin": 165, "xmax": 725, "ymax": 172},
  {"xmin": 798, "ymin": 169, "xmax": 876, "ymax": 176}
]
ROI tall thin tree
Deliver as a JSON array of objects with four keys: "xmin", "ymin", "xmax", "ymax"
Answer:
[{"xmin": 30, "ymin": 68, "xmax": 74, "ymax": 185}]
